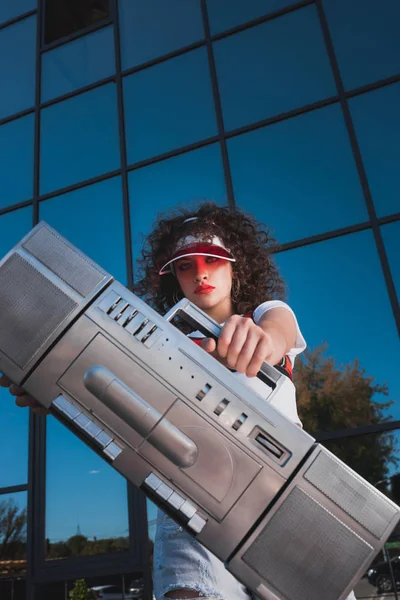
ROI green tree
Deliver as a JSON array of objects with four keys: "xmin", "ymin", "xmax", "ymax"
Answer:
[
  {"xmin": 294, "ymin": 346, "xmax": 398, "ymax": 484},
  {"xmin": 69, "ymin": 579, "xmax": 96, "ymax": 600},
  {"xmin": 0, "ymin": 498, "xmax": 27, "ymax": 560}
]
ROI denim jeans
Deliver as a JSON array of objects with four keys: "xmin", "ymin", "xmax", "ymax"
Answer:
[{"xmin": 153, "ymin": 509, "xmax": 357, "ymax": 600}]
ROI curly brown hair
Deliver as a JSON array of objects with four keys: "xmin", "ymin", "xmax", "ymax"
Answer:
[{"xmin": 134, "ymin": 202, "xmax": 285, "ymax": 316}]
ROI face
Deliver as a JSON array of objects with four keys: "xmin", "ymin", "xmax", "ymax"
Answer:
[{"xmin": 174, "ymin": 255, "xmax": 234, "ymax": 323}]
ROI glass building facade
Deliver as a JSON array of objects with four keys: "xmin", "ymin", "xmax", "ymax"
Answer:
[{"xmin": 0, "ymin": 1, "xmax": 399, "ymax": 598}]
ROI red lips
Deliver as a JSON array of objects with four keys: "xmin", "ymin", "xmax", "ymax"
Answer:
[{"xmin": 195, "ymin": 285, "xmax": 215, "ymax": 294}]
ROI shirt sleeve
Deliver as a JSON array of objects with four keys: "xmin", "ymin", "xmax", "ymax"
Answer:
[{"xmin": 253, "ymin": 300, "xmax": 307, "ymax": 365}]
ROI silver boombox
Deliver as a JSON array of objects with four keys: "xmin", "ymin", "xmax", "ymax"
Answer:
[{"xmin": 0, "ymin": 222, "xmax": 398, "ymax": 600}]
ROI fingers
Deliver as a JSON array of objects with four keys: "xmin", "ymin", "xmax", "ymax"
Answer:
[
  {"xmin": 217, "ymin": 317, "xmax": 274, "ymax": 377},
  {"xmin": 0, "ymin": 374, "xmax": 12, "ymax": 387},
  {"xmin": 15, "ymin": 394, "xmax": 49, "ymax": 415},
  {"xmin": 0, "ymin": 374, "xmax": 49, "ymax": 415},
  {"xmin": 200, "ymin": 338, "xmax": 216, "ymax": 354}
]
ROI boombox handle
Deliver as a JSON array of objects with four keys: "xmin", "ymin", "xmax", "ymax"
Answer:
[{"xmin": 164, "ymin": 299, "xmax": 282, "ymax": 390}]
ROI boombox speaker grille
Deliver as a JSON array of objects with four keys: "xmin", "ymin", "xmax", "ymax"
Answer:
[
  {"xmin": 242, "ymin": 486, "xmax": 373, "ymax": 600},
  {"xmin": 305, "ymin": 449, "xmax": 397, "ymax": 539},
  {"xmin": 0, "ymin": 254, "xmax": 77, "ymax": 368},
  {"xmin": 23, "ymin": 226, "xmax": 105, "ymax": 297}
]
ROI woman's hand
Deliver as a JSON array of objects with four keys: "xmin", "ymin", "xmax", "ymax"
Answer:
[
  {"xmin": 200, "ymin": 315, "xmax": 285, "ymax": 377},
  {"xmin": 0, "ymin": 374, "xmax": 49, "ymax": 415}
]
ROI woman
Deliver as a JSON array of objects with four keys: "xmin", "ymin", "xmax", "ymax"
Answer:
[{"xmin": 134, "ymin": 201, "xmax": 307, "ymax": 599}]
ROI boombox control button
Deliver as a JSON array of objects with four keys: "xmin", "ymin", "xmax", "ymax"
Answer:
[
  {"xmin": 85, "ymin": 420, "xmax": 102, "ymax": 438},
  {"xmin": 180, "ymin": 501, "xmax": 196, "ymax": 519},
  {"xmin": 53, "ymin": 395, "xmax": 81, "ymax": 420},
  {"xmin": 167, "ymin": 492, "xmax": 186, "ymax": 510},
  {"xmin": 74, "ymin": 413, "xmax": 91, "ymax": 429},
  {"xmin": 187, "ymin": 513, "xmax": 207, "ymax": 534},
  {"xmin": 95, "ymin": 430, "xmax": 113, "ymax": 448},
  {"xmin": 144, "ymin": 473, "xmax": 163, "ymax": 491},
  {"xmin": 156, "ymin": 483, "xmax": 174, "ymax": 501},
  {"xmin": 103, "ymin": 441, "xmax": 123, "ymax": 460}
]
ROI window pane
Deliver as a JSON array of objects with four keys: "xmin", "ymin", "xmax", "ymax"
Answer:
[
  {"xmin": 323, "ymin": 0, "xmax": 400, "ymax": 90},
  {"xmin": 207, "ymin": 0, "xmax": 298, "ymax": 34},
  {"xmin": 0, "ymin": 207, "xmax": 33, "ymax": 257},
  {"xmin": 0, "ymin": 17, "xmax": 36, "ymax": 121},
  {"xmin": 0, "ymin": 0, "xmax": 36, "ymax": 24},
  {"xmin": 46, "ymin": 418, "xmax": 129, "ymax": 559},
  {"xmin": 44, "ymin": 0, "xmax": 110, "ymax": 45},
  {"xmin": 35, "ymin": 573, "xmax": 144, "ymax": 600},
  {"xmin": 124, "ymin": 48, "xmax": 218, "ymax": 163},
  {"xmin": 350, "ymin": 83, "xmax": 400, "ymax": 218},
  {"xmin": 321, "ymin": 431, "xmax": 400, "ymax": 598},
  {"xmin": 276, "ymin": 229, "xmax": 400, "ymax": 429},
  {"xmin": 39, "ymin": 177, "xmax": 127, "ymax": 285},
  {"xmin": 0, "ymin": 388, "xmax": 29, "ymax": 488},
  {"xmin": 119, "ymin": 0, "xmax": 204, "ymax": 70},
  {"xmin": 0, "ymin": 579, "xmax": 26, "ymax": 600},
  {"xmin": 41, "ymin": 26, "xmax": 115, "ymax": 102},
  {"xmin": 228, "ymin": 104, "xmax": 368, "ymax": 244},
  {"xmin": 213, "ymin": 6, "xmax": 336, "ymax": 131},
  {"xmin": 0, "ymin": 209, "xmax": 33, "ymax": 489},
  {"xmin": 0, "ymin": 115, "xmax": 34, "ymax": 209},
  {"xmin": 382, "ymin": 222, "xmax": 400, "ymax": 299},
  {"xmin": 40, "ymin": 83, "xmax": 120, "ymax": 195},
  {"xmin": 0, "ymin": 492, "xmax": 27, "ymax": 578},
  {"xmin": 129, "ymin": 143, "xmax": 226, "ymax": 270}
]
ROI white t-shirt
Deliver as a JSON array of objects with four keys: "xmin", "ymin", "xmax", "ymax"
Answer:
[{"xmin": 188, "ymin": 300, "xmax": 306, "ymax": 426}]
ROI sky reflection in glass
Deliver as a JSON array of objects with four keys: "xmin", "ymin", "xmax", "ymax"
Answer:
[
  {"xmin": 0, "ymin": 16, "xmax": 36, "ymax": 120},
  {"xmin": 323, "ymin": 0, "xmax": 400, "ymax": 90},
  {"xmin": 350, "ymin": 82, "xmax": 400, "ymax": 218},
  {"xmin": 39, "ymin": 177, "xmax": 127, "ymax": 285},
  {"xmin": 0, "ymin": 114, "xmax": 34, "ymax": 209},
  {"xmin": 119, "ymin": 0, "xmax": 204, "ymax": 69},
  {"xmin": 275, "ymin": 229, "xmax": 400, "ymax": 423},
  {"xmin": 213, "ymin": 6, "xmax": 336, "ymax": 130},
  {"xmin": 228, "ymin": 104, "xmax": 368, "ymax": 244},
  {"xmin": 124, "ymin": 48, "xmax": 218, "ymax": 163},
  {"xmin": 41, "ymin": 26, "xmax": 115, "ymax": 102}
]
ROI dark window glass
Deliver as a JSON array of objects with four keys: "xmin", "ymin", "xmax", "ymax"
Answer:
[
  {"xmin": 44, "ymin": 0, "xmax": 110, "ymax": 45},
  {"xmin": 0, "ymin": 114, "xmax": 34, "ymax": 209},
  {"xmin": 41, "ymin": 26, "xmax": 115, "ymax": 102},
  {"xmin": 123, "ymin": 48, "xmax": 218, "ymax": 164},
  {"xmin": 35, "ymin": 573, "xmax": 144, "ymax": 600},
  {"xmin": 40, "ymin": 83, "xmax": 120, "ymax": 195},
  {"xmin": 119, "ymin": 0, "xmax": 204, "ymax": 70},
  {"xmin": 323, "ymin": 0, "xmax": 400, "ymax": 90},
  {"xmin": 0, "ymin": 17, "xmax": 36, "ymax": 121},
  {"xmin": 207, "ymin": 0, "xmax": 298, "ymax": 34},
  {"xmin": 382, "ymin": 222, "xmax": 400, "ymax": 299},
  {"xmin": 0, "ymin": 492, "xmax": 27, "ymax": 578},
  {"xmin": 321, "ymin": 431, "xmax": 400, "ymax": 597},
  {"xmin": 39, "ymin": 177, "xmax": 127, "ymax": 285},
  {"xmin": 0, "ymin": 579, "xmax": 26, "ymax": 600},
  {"xmin": 0, "ymin": 0, "xmax": 36, "ymax": 24},
  {"xmin": 275, "ymin": 229, "xmax": 400, "ymax": 428},
  {"xmin": 349, "ymin": 83, "xmax": 400, "ymax": 218},
  {"xmin": 213, "ymin": 6, "xmax": 336, "ymax": 131},
  {"xmin": 129, "ymin": 143, "xmax": 226, "ymax": 271},
  {"xmin": 228, "ymin": 104, "xmax": 368, "ymax": 244},
  {"xmin": 46, "ymin": 418, "xmax": 129, "ymax": 559}
]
